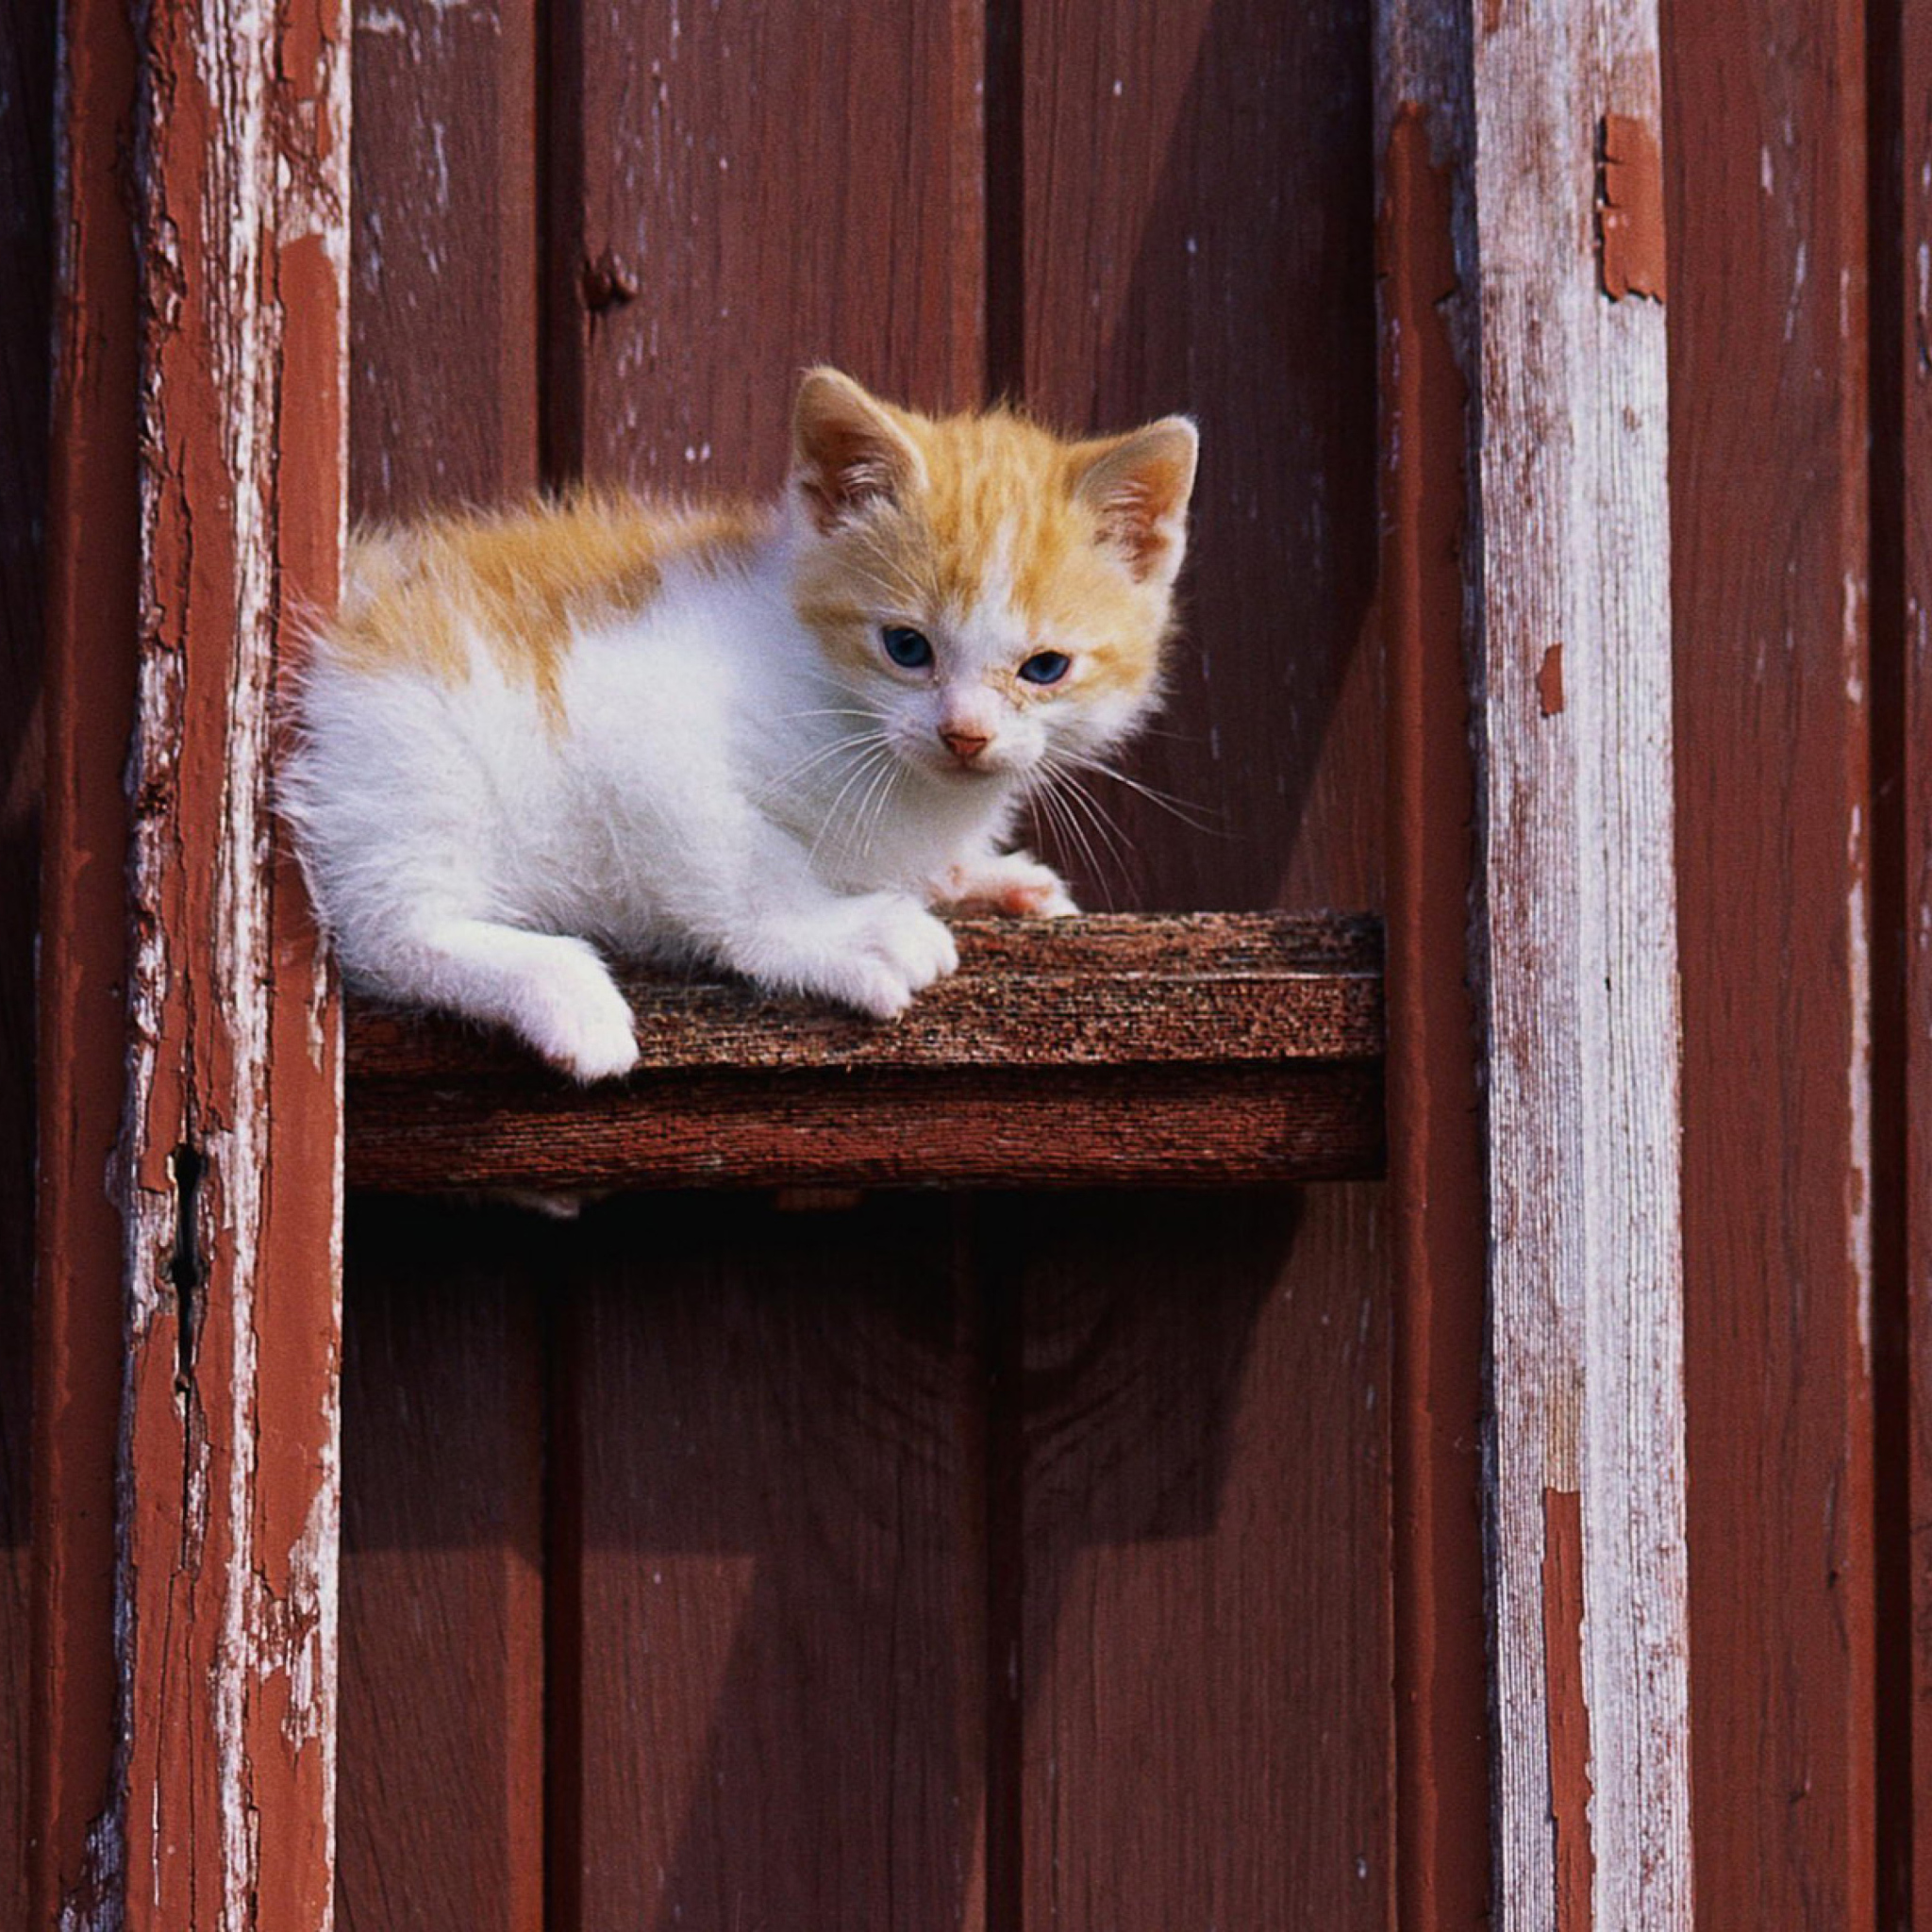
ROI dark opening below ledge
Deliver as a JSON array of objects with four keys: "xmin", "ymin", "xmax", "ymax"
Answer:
[{"xmin": 343, "ymin": 911, "xmax": 1386, "ymax": 1192}]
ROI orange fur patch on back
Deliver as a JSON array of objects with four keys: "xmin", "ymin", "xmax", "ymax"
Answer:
[{"xmin": 334, "ymin": 492, "xmax": 768, "ymax": 719}]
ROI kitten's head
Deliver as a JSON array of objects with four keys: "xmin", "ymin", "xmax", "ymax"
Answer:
[{"xmin": 786, "ymin": 368, "xmax": 1197, "ymax": 791}]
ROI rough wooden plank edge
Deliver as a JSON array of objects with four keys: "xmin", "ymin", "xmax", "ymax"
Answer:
[
  {"xmin": 345, "ymin": 1060, "xmax": 1385, "ymax": 1192},
  {"xmin": 346, "ymin": 911, "xmax": 1384, "ymax": 1076}
]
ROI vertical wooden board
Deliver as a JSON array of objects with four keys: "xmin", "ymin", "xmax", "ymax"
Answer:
[
  {"xmin": 1013, "ymin": 5, "xmax": 1391, "ymax": 1924},
  {"xmin": 549, "ymin": 1196, "xmax": 985, "ymax": 1932},
  {"xmin": 337, "ymin": 5, "xmax": 548, "ymax": 1925},
  {"xmin": 549, "ymin": 18, "xmax": 991, "ymax": 1924},
  {"xmin": 0, "ymin": 2, "xmax": 52, "ymax": 1922},
  {"xmin": 1018, "ymin": 0, "xmax": 1380, "ymax": 914},
  {"xmin": 337, "ymin": 1203, "xmax": 543, "ymax": 1932},
  {"xmin": 1662, "ymin": 1, "xmax": 1876, "ymax": 1924},
  {"xmin": 350, "ymin": 0, "xmax": 538, "ymax": 521},
  {"xmin": 1003, "ymin": 1191, "xmax": 1391, "ymax": 1929},
  {"xmin": 33, "ymin": 0, "xmax": 145, "ymax": 1922},
  {"xmin": 1889, "ymin": 0, "xmax": 1932, "ymax": 1914},
  {"xmin": 552, "ymin": 0, "xmax": 984, "ymax": 491}
]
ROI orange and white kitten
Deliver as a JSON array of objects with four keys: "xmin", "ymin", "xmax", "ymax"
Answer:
[{"xmin": 281, "ymin": 369, "xmax": 1197, "ymax": 1079}]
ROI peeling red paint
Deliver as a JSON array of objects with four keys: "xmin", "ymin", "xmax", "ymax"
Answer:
[
  {"xmin": 1539, "ymin": 642, "xmax": 1566, "ymax": 716},
  {"xmin": 1599, "ymin": 114, "xmax": 1668, "ymax": 304},
  {"xmin": 1542, "ymin": 1488, "xmax": 1595, "ymax": 1931}
]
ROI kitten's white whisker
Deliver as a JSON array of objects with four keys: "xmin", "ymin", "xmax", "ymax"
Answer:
[
  {"xmin": 1053, "ymin": 752, "xmax": 1228, "ymax": 837},
  {"xmin": 807, "ymin": 743, "xmax": 893, "ymax": 870}
]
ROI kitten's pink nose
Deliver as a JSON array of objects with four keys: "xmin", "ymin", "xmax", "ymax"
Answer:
[{"xmin": 940, "ymin": 728, "xmax": 991, "ymax": 764}]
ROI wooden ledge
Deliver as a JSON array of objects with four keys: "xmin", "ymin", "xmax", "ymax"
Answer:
[{"xmin": 344, "ymin": 911, "xmax": 1385, "ymax": 1191}]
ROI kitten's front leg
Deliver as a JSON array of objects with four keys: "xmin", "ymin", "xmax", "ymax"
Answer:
[{"xmin": 931, "ymin": 848, "xmax": 1078, "ymax": 918}]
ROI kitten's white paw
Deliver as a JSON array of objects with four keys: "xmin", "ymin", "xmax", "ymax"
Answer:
[
  {"xmin": 936, "ymin": 852, "xmax": 1079, "ymax": 918},
  {"xmin": 747, "ymin": 891, "xmax": 958, "ymax": 1019},
  {"xmin": 511, "ymin": 941, "xmax": 639, "ymax": 1081}
]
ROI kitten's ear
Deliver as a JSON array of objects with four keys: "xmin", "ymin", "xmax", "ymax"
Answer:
[
  {"xmin": 1072, "ymin": 417, "xmax": 1200, "ymax": 587},
  {"xmin": 791, "ymin": 368, "xmax": 927, "ymax": 533}
]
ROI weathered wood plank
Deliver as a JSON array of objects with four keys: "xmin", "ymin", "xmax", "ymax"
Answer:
[
  {"xmin": 78, "ymin": 6, "xmax": 350, "ymax": 1929},
  {"xmin": 1472, "ymin": 1, "xmax": 1691, "ymax": 1920},
  {"xmin": 336, "ymin": 5, "xmax": 547, "ymax": 1926},
  {"xmin": 342, "ymin": 914, "xmax": 1385, "ymax": 1191},
  {"xmin": 1664, "ymin": 0, "xmax": 1877, "ymax": 1924},
  {"xmin": 1379, "ymin": 0, "xmax": 1692, "ymax": 1923},
  {"xmin": 348, "ymin": 912, "xmax": 1382, "ymax": 1074}
]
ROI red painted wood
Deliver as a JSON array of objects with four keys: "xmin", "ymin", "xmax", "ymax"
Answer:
[
  {"xmin": 336, "ymin": 6, "xmax": 547, "ymax": 1927},
  {"xmin": 338, "ymin": 1206, "xmax": 543, "ymax": 1932},
  {"xmin": 547, "ymin": 0, "xmax": 984, "ymax": 491},
  {"xmin": 1015, "ymin": 4, "xmax": 1390, "ymax": 1924},
  {"xmin": 1664, "ymin": 1, "xmax": 1878, "ymax": 1922},
  {"xmin": 548, "ymin": 14, "xmax": 991, "ymax": 1925},
  {"xmin": 1882, "ymin": 0, "xmax": 1931, "ymax": 1915},
  {"xmin": 31, "ymin": 0, "xmax": 142, "ymax": 1921},
  {"xmin": 1378, "ymin": 97, "xmax": 1491, "ymax": 1932},
  {"xmin": 0, "ymin": 1, "xmax": 54, "ymax": 1923},
  {"xmin": 550, "ymin": 1197, "xmax": 985, "ymax": 1932},
  {"xmin": 103, "ymin": 7, "xmax": 348, "ymax": 1925}
]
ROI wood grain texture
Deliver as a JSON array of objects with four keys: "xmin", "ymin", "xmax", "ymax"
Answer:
[
  {"xmin": 548, "ymin": 0, "xmax": 984, "ymax": 491},
  {"xmin": 0, "ymin": 2, "xmax": 52, "ymax": 1923},
  {"xmin": 1468, "ymin": 3, "xmax": 1691, "ymax": 1925},
  {"xmin": 1374, "ymin": 58, "xmax": 1492, "ymax": 1932},
  {"xmin": 548, "ymin": 16, "xmax": 994, "ymax": 1926},
  {"xmin": 108, "ymin": 7, "xmax": 348, "ymax": 1927},
  {"xmin": 350, "ymin": 912, "xmax": 1382, "ymax": 1074},
  {"xmin": 344, "ymin": 914, "xmax": 1385, "ymax": 1191},
  {"xmin": 31, "ymin": 1, "xmax": 143, "ymax": 1922},
  {"xmin": 1001, "ymin": 1191, "xmax": 1391, "ymax": 1929},
  {"xmin": 1016, "ymin": 5, "xmax": 1391, "ymax": 1926},
  {"xmin": 337, "ymin": 5, "xmax": 548, "ymax": 1924},
  {"xmin": 549, "ymin": 1195, "xmax": 984, "ymax": 1932},
  {"xmin": 1663, "ymin": 1, "xmax": 1877, "ymax": 1924},
  {"xmin": 350, "ymin": 0, "xmax": 538, "ymax": 521},
  {"xmin": 1875, "ymin": 0, "xmax": 1924, "ymax": 1916},
  {"xmin": 337, "ymin": 1205, "xmax": 543, "ymax": 1932}
]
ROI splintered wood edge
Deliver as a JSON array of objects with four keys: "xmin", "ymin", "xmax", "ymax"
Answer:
[
  {"xmin": 344, "ymin": 912, "xmax": 1387, "ymax": 1191},
  {"xmin": 346, "ymin": 910, "xmax": 1385, "ymax": 1076}
]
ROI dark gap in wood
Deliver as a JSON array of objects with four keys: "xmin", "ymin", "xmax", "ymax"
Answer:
[
  {"xmin": 540, "ymin": 0, "xmax": 584, "ymax": 490},
  {"xmin": 167, "ymin": 1142, "xmax": 206, "ymax": 1389},
  {"xmin": 541, "ymin": 1281, "xmax": 585, "ymax": 1932},
  {"xmin": 983, "ymin": 0, "xmax": 1024, "ymax": 404},
  {"xmin": 1865, "ymin": 0, "xmax": 1914, "ymax": 1915},
  {"xmin": 976, "ymin": 1205, "xmax": 1026, "ymax": 1932}
]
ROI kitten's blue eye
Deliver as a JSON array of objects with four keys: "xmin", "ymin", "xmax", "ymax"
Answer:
[
  {"xmin": 881, "ymin": 625, "xmax": 934, "ymax": 669},
  {"xmin": 1018, "ymin": 650, "xmax": 1072, "ymax": 687}
]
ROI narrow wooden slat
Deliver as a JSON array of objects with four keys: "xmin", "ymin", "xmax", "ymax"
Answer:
[
  {"xmin": 1375, "ymin": 41, "xmax": 1492, "ymax": 1931},
  {"xmin": 31, "ymin": 1, "xmax": 143, "ymax": 1922},
  {"xmin": 336, "ymin": 6, "xmax": 547, "ymax": 1927},
  {"xmin": 1887, "ymin": 0, "xmax": 1932, "ymax": 1913},
  {"xmin": 1664, "ymin": 0, "xmax": 1877, "ymax": 1924},
  {"xmin": 342, "ymin": 914, "xmax": 1385, "ymax": 1192},
  {"xmin": 1015, "ymin": 5, "xmax": 1391, "ymax": 1927},
  {"xmin": 104, "ymin": 8, "xmax": 348, "ymax": 1928},
  {"xmin": 337, "ymin": 1206, "xmax": 543, "ymax": 1932},
  {"xmin": 1, "ymin": 1, "xmax": 55, "ymax": 1922}
]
